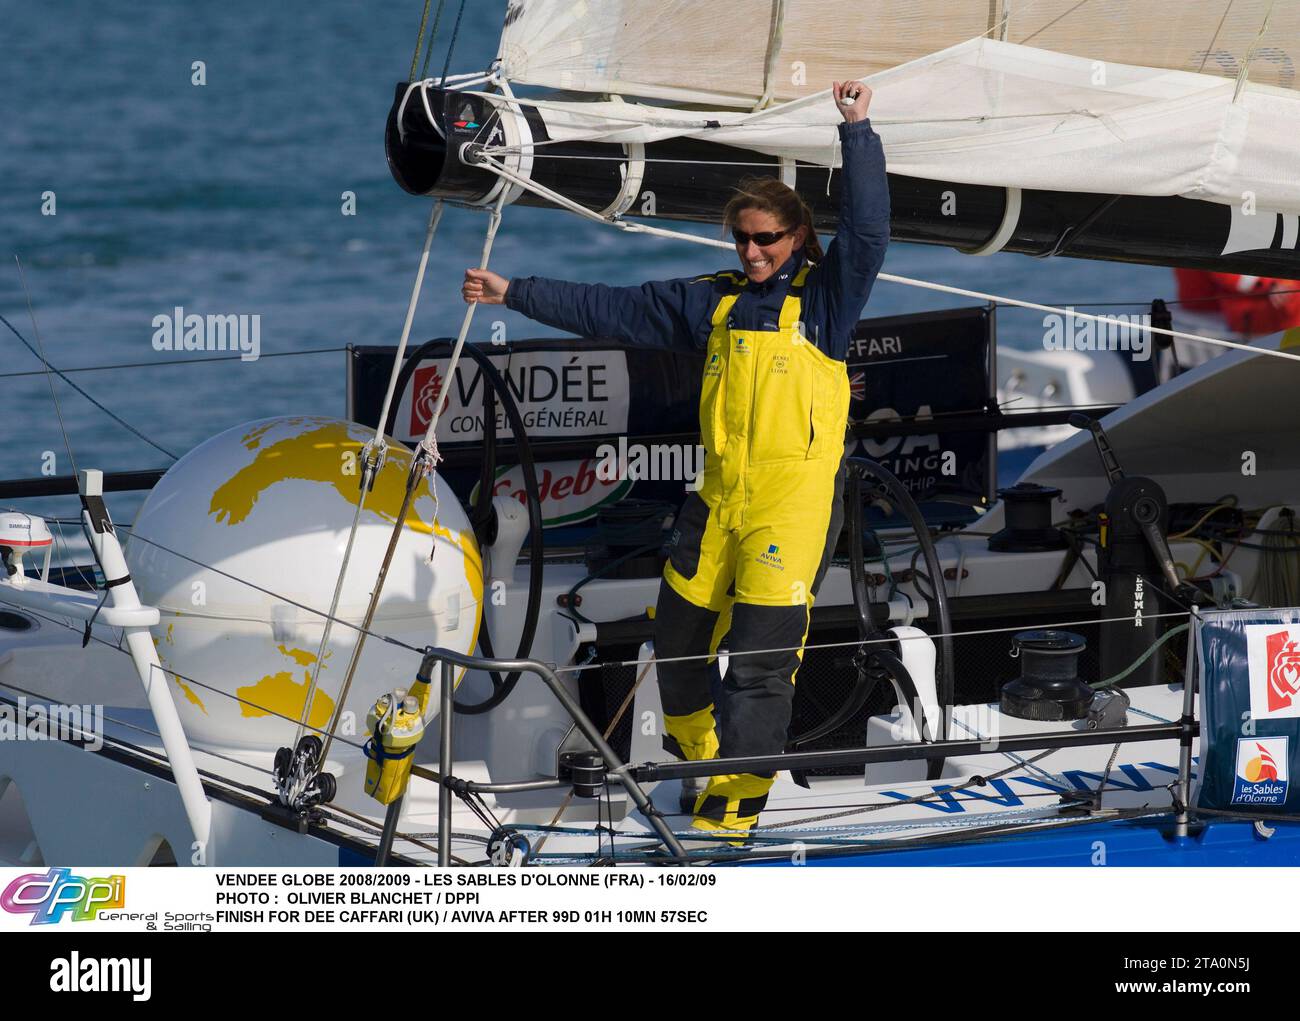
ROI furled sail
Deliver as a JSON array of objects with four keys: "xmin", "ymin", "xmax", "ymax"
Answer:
[
  {"xmin": 388, "ymin": 0, "xmax": 1300, "ymax": 274},
  {"xmin": 496, "ymin": 0, "xmax": 1300, "ymax": 213},
  {"xmin": 498, "ymin": 1, "xmax": 1299, "ymax": 104}
]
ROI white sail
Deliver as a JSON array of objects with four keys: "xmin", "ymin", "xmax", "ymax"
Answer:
[{"xmin": 490, "ymin": 0, "xmax": 1300, "ymax": 213}]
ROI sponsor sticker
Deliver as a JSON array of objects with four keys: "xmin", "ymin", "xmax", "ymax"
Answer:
[
  {"xmin": 1231, "ymin": 736, "xmax": 1289, "ymax": 806},
  {"xmin": 1246, "ymin": 624, "xmax": 1300, "ymax": 719},
  {"xmin": 397, "ymin": 349, "xmax": 630, "ymax": 444}
]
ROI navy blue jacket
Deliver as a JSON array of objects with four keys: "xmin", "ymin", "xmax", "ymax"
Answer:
[{"xmin": 504, "ymin": 118, "xmax": 889, "ymax": 362}]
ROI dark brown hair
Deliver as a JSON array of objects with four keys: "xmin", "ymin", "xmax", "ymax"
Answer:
[{"xmin": 723, "ymin": 176, "xmax": 823, "ymax": 263}]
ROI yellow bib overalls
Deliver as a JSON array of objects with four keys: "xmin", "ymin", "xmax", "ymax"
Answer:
[{"xmin": 656, "ymin": 266, "xmax": 850, "ymax": 837}]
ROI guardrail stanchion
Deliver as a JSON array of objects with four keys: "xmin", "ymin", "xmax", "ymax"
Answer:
[
  {"xmin": 439, "ymin": 657, "xmax": 455, "ymax": 866},
  {"xmin": 375, "ymin": 798, "xmax": 403, "ymax": 866},
  {"xmin": 1175, "ymin": 606, "xmax": 1202, "ymax": 838}
]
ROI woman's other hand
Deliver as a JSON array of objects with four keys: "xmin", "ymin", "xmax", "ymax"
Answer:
[
  {"xmin": 832, "ymin": 81, "xmax": 872, "ymax": 124},
  {"xmin": 463, "ymin": 268, "xmax": 510, "ymax": 305}
]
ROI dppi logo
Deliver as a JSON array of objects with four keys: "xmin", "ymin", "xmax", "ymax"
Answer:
[
  {"xmin": 1232, "ymin": 737, "xmax": 1289, "ymax": 806},
  {"xmin": 1246, "ymin": 624, "xmax": 1300, "ymax": 719},
  {"xmin": 409, "ymin": 364, "xmax": 447, "ymax": 435},
  {"xmin": 1, "ymin": 868, "xmax": 125, "ymax": 925}
]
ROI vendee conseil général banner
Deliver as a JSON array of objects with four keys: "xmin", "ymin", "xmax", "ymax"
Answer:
[{"xmin": 347, "ymin": 307, "xmax": 993, "ymax": 531}]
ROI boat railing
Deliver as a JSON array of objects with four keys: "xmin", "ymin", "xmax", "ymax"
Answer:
[{"xmin": 394, "ymin": 635, "xmax": 1201, "ymax": 865}]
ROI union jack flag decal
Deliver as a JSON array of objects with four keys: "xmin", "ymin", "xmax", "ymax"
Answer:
[{"xmin": 849, "ymin": 370, "xmax": 866, "ymax": 401}]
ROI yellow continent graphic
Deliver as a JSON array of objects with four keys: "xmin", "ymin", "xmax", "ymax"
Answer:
[
  {"xmin": 236, "ymin": 645, "xmax": 336, "ymax": 727},
  {"xmin": 206, "ymin": 420, "xmax": 482, "ymax": 607}
]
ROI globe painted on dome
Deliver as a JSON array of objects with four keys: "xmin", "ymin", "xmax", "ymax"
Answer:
[{"xmin": 125, "ymin": 416, "xmax": 482, "ymax": 756}]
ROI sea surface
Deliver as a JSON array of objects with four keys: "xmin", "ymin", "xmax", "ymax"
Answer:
[{"xmin": 1, "ymin": 0, "xmax": 1173, "ymax": 525}]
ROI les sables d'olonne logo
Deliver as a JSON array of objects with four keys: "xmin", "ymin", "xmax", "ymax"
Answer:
[
  {"xmin": 1232, "ymin": 737, "xmax": 1289, "ymax": 806},
  {"xmin": 1, "ymin": 868, "xmax": 125, "ymax": 925},
  {"xmin": 1245, "ymin": 624, "xmax": 1300, "ymax": 719}
]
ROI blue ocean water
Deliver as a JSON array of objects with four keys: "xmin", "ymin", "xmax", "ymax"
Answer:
[{"xmin": 1, "ymin": 1, "xmax": 1173, "ymax": 519}]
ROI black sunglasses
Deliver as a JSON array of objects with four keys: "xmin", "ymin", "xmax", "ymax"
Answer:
[{"xmin": 731, "ymin": 227, "xmax": 790, "ymax": 247}]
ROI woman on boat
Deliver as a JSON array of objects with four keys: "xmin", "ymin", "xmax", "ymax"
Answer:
[{"xmin": 462, "ymin": 82, "xmax": 890, "ymax": 841}]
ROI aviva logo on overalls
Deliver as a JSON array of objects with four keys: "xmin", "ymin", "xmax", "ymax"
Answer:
[
  {"xmin": 757, "ymin": 543, "xmax": 784, "ymax": 570},
  {"xmin": 706, "ymin": 352, "xmax": 721, "ymax": 374},
  {"xmin": 734, "ymin": 336, "xmax": 749, "ymax": 353}
]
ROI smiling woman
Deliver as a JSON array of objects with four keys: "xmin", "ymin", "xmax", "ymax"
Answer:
[
  {"xmin": 724, "ymin": 179, "xmax": 823, "ymax": 281},
  {"xmin": 457, "ymin": 83, "xmax": 890, "ymax": 843}
]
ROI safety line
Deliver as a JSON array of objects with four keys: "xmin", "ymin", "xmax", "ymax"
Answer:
[
  {"xmin": 552, "ymin": 610, "xmax": 1194, "ymax": 675},
  {"xmin": 0, "ymin": 598, "xmax": 370, "ymax": 757},
  {"xmin": 0, "ymin": 310, "xmax": 177, "ymax": 461},
  {"xmin": 0, "ymin": 345, "xmax": 349, "ymax": 381}
]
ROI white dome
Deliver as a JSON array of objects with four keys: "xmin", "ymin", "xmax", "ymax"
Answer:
[{"xmin": 125, "ymin": 416, "xmax": 481, "ymax": 755}]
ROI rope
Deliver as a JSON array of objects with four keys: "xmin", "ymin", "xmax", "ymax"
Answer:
[
  {"xmin": 291, "ymin": 463, "xmax": 379, "ymax": 748},
  {"xmin": 756, "ymin": 748, "xmax": 1063, "ymax": 830},
  {"xmin": 12, "ymin": 259, "xmax": 85, "ymax": 475},
  {"xmin": 438, "ymin": 0, "xmax": 467, "ymax": 86},
  {"xmin": 408, "ymin": 0, "xmax": 434, "ymax": 83},
  {"xmin": 1233, "ymin": 0, "xmax": 1277, "ymax": 102},
  {"xmin": 753, "ymin": 0, "xmax": 787, "ymax": 111},
  {"xmin": 367, "ymin": 200, "xmax": 444, "ymax": 464},
  {"xmin": 117, "ymin": 530, "xmax": 425, "ymax": 657},
  {"xmin": 531, "ymin": 653, "xmax": 659, "ymax": 856},
  {"xmin": 1093, "ymin": 622, "xmax": 1190, "ymax": 689},
  {"xmin": 418, "ymin": 193, "xmax": 505, "ymax": 468},
  {"xmin": 949, "ymin": 713, "xmax": 1068, "ymax": 788},
  {"xmin": 0, "ymin": 597, "xmax": 370, "ymax": 756},
  {"xmin": 298, "ymin": 197, "xmax": 448, "ymax": 755},
  {"xmin": 0, "ymin": 310, "xmax": 177, "ymax": 461},
  {"xmin": 408, "ymin": 0, "xmax": 450, "ymax": 84},
  {"xmin": 311, "ymin": 193, "xmax": 505, "ymax": 768},
  {"xmin": 552, "ymin": 610, "xmax": 1193, "ymax": 675},
  {"xmin": 0, "ymin": 346, "xmax": 348, "ymax": 381}
]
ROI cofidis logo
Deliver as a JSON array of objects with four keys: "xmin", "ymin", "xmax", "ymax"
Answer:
[
  {"xmin": 1, "ymin": 868, "xmax": 125, "ymax": 924},
  {"xmin": 1232, "ymin": 737, "xmax": 1289, "ymax": 806}
]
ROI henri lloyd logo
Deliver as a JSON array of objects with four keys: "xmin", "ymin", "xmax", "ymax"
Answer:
[
  {"xmin": 1246, "ymin": 624, "xmax": 1300, "ymax": 719},
  {"xmin": 50, "ymin": 953, "xmax": 151, "ymax": 1001},
  {"xmin": 1232, "ymin": 736, "xmax": 1289, "ymax": 806}
]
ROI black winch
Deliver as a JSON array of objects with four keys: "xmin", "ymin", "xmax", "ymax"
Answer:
[
  {"xmin": 1000, "ymin": 629, "xmax": 1093, "ymax": 721},
  {"xmin": 988, "ymin": 482, "xmax": 1068, "ymax": 552}
]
